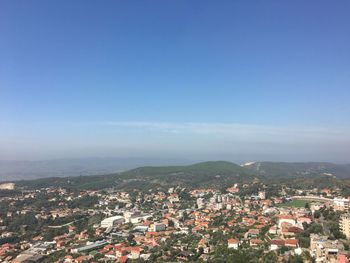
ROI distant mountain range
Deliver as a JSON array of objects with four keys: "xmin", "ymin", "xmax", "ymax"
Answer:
[
  {"xmin": 4, "ymin": 160, "xmax": 350, "ymax": 191},
  {"xmin": 0, "ymin": 157, "xmax": 193, "ymax": 182}
]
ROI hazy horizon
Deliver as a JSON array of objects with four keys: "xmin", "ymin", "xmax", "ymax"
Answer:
[
  {"xmin": 1, "ymin": 152, "xmax": 350, "ymax": 165},
  {"xmin": 1, "ymin": 157, "xmax": 350, "ymax": 165},
  {"xmin": 1, "ymin": 121, "xmax": 350, "ymax": 163},
  {"xmin": 1, "ymin": 1, "xmax": 350, "ymax": 162},
  {"xmin": 1, "ymin": 156, "xmax": 350, "ymax": 183}
]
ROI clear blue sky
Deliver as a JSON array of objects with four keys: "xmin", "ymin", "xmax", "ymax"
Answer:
[{"xmin": 1, "ymin": 1, "xmax": 350, "ymax": 162}]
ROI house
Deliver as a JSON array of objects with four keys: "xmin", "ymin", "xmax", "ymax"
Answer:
[
  {"xmin": 250, "ymin": 239, "xmax": 264, "ymax": 247},
  {"xmin": 277, "ymin": 215, "xmax": 295, "ymax": 228},
  {"xmin": 64, "ymin": 255, "xmax": 73, "ymax": 263},
  {"xmin": 270, "ymin": 239, "xmax": 285, "ymax": 251},
  {"xmin": 227, "ymin": 238, "xmax": 239, "ymax": 249},
  {"xmin": 269, "ymin": 225, "xmax": 278, "ymax": 235},
  {"xmin": 227, "ymin": 186, "xmax": 239, "ymax": 193},
  {"xmin": 76, "ymin": 230, "xmax": 88, "ymax": 240},
  {"xmin": 116, "ymin": 246, "xmax": 128, "ymax": 258},
  {"xmin": 75, "ymin": 255, "xmax": 91, "ymax": 263},
  {"xmin": 245, "ymin": 228, "xmax": 260, "ymax": 238},
  {"xmin": 333, "ymin": 198, "xmax": 350, "ymax": 211},
  {"xmin": 129, "ymin": 247, "xmax": 143, "ymax": 259},
  {"xmin": 287, "ymin": 226, "xmax": 303, "ymax": 234},
  {"xmin": 56, "ymin": 240, "xmax": 66, "ymax": 248},
  {"xmin": 198, "ymin": 239, "xmax": 211, "ymax": 254},
  {"xmin": 284, "ymin": 239, "xmax": 298, "ymax": 248}
]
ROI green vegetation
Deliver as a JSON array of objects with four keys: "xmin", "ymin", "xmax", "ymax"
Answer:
[
  {"xmin": 211, "ymin": 246, "xmax": 276, "ymax": 263},
  {"xmin": 320, "ymin": 208, "xmax": 346, "ymax": 239},
  {"xmin": 245, "ymin": 162, "xmax": 350, "ymax": 179},
  {"xmin": 13, "ymin": 160, "xmax": 347, "ymax": 191},
  {"xmin": 15, "ymin": 161, "xmax": 255, "ymax": 191},
  {"xmin": 68, "ymin": 195, "xmax": 98, "ymax": 209},
  {"xmin": 296, "ymin": 222, "xmax": 323, "ymax": 248}
]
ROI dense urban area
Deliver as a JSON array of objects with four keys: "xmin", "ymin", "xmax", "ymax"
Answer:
[{"xmin": 1, "ymin": 162, "xmax": 350, "ymax": 263}]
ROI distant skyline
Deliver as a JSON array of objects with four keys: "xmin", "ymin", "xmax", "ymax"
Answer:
[{"xmin": 1, "ymin": 1, "xmax": 350, "ymax": 162}]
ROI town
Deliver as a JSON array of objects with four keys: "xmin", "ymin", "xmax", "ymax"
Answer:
[{"xmin": 1, "ymin": 181, "xmax": 350, "ymax": 263}]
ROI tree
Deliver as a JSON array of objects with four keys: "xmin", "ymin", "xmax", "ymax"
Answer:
[
  {"xmin": 313, "ymin": 210, "xmax": 321, "ymax": 219},
  {"xmin": 262, "ymin": 251, "xmax": 278, "ymax": 262},
  {"xmin": 287, "ymin": 255, "xmax": 304, "ymax": 263},
  {"xmin": 302, "ymin": 251, "xmax": 313, "ymax": 262},
  {"xmin": 127, "ymin": 233, "xmax": 135, "ymax": 245},
  {"xmin": 304, "ymin": 202, "xmax": 310, "ymax": 209}
]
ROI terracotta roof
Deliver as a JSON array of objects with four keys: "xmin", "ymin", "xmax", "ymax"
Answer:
[
  {"xmin": 130, "ymin": 247, "xmax": 142, "ymax": 253},
  {"xmin": 287, "ymin": 226, "xmax": 303, "ymax": 233},
  {"xmin": 250, "ymin": 239, "xmax": 264, "ymax": 245},
  {"xmin": 270, "ymin": 239, "xmax": 285, "ymax": 246},
  {"xmin": 247, "ymin": 228, "xmax": 260, "ymax": 234},
  {"xmin": 285, "ymin": 239, "xmax": 298, "ymax": 246},
  {"xmin": 227, "ymin": 238, "xmax": 239, "ymax": 244}
]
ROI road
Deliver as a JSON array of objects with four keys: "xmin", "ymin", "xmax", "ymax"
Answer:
[{"xmin": 47, "ymin": 217, "xmax": 86, "ymax": 228}]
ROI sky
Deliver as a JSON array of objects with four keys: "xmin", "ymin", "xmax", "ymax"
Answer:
[{"xmin": 1, "ymin": 1, "xmax": 350, "ymax": 163}]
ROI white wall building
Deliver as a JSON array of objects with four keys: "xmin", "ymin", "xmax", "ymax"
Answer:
[
  {"xmin": 100, "ymin": 215, "xmax": 124, "ymax": 228},
  {"xmin": 227, "ymin": 239, "xmax": 239, "ymax": 249},
  {"xmin": 333, "ymin": 198, "xmax": 349, "ymax": 211},
  {"xmin": 258, "ymin": 191, "xmax": 266, "ymax": 200}
]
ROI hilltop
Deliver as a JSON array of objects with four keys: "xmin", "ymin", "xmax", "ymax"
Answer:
[
  {"xmin": 14, "ymin": 161, "xmax": 254, "ymax": 190},
  {"xmin": 243, "ymin": 161, "xmax": 350, "ymax": 179},
  {"xmin": 7, "ymin": 160, "xmax": 350, "ymax": 191}
]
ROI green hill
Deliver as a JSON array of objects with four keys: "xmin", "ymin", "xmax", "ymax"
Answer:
[
  {"xmin": 122, "ymin": 161, "xmax": 247, "ymax": 177},
  {"xmin": 15, "ymin": 161, "xmax": 254, "ymax": 190},
  {"xmin": 13, "ymin": 161, "xmax": 350, "ymax": 191},
  {"xmin": 244, "ymin": 161, "xmax": 350, "ymax": 178},
  {"xmin": 116, "ymin": 161, "xmax": 254, "ymax": 189}
]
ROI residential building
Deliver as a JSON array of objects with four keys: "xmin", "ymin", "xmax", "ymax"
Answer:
[{"xmin": 340, "ymin": 213, "xmax": 350, "ymax": 239}]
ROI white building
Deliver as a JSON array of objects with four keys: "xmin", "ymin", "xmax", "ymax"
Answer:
[
  {"xmin": 333, "ymin": 198, "xmax": 349, "ymax": 211},
  {"xmin": 258, "ymin": 191, "xmax": 266, "ymax": 200},
  {"xmin": 227, "ymin": 238, "xmax": 239, "ymax": 249},
  {"xmin": 197, "ymin": 198, "xmax": 205, "ymax": 209},
  {"xmin": 100, "ymin": 215, "xmax": 124, "ymax": 228},
  {"xmin": 340, "ymin": 213, "xmax": 350, "ymax": 239},
  {"xmin": 277, "ymin": 215, "xmax": 295, "ymax": 229},
  {"xmin": 123, "ymin": 211, "xmax": 151, "ymax": 224},
  {"xmin": 216, "ymin": 203, "xmax": 223, "ymax": 210},
  {"xmin": 0, "ymin": 183, "xmax": 15, "ymax": 190}
]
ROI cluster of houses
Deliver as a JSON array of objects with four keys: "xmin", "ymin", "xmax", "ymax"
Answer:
[{"xmin": 1, "ymin": 184, "xmax": 350, "ymax": 262}]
